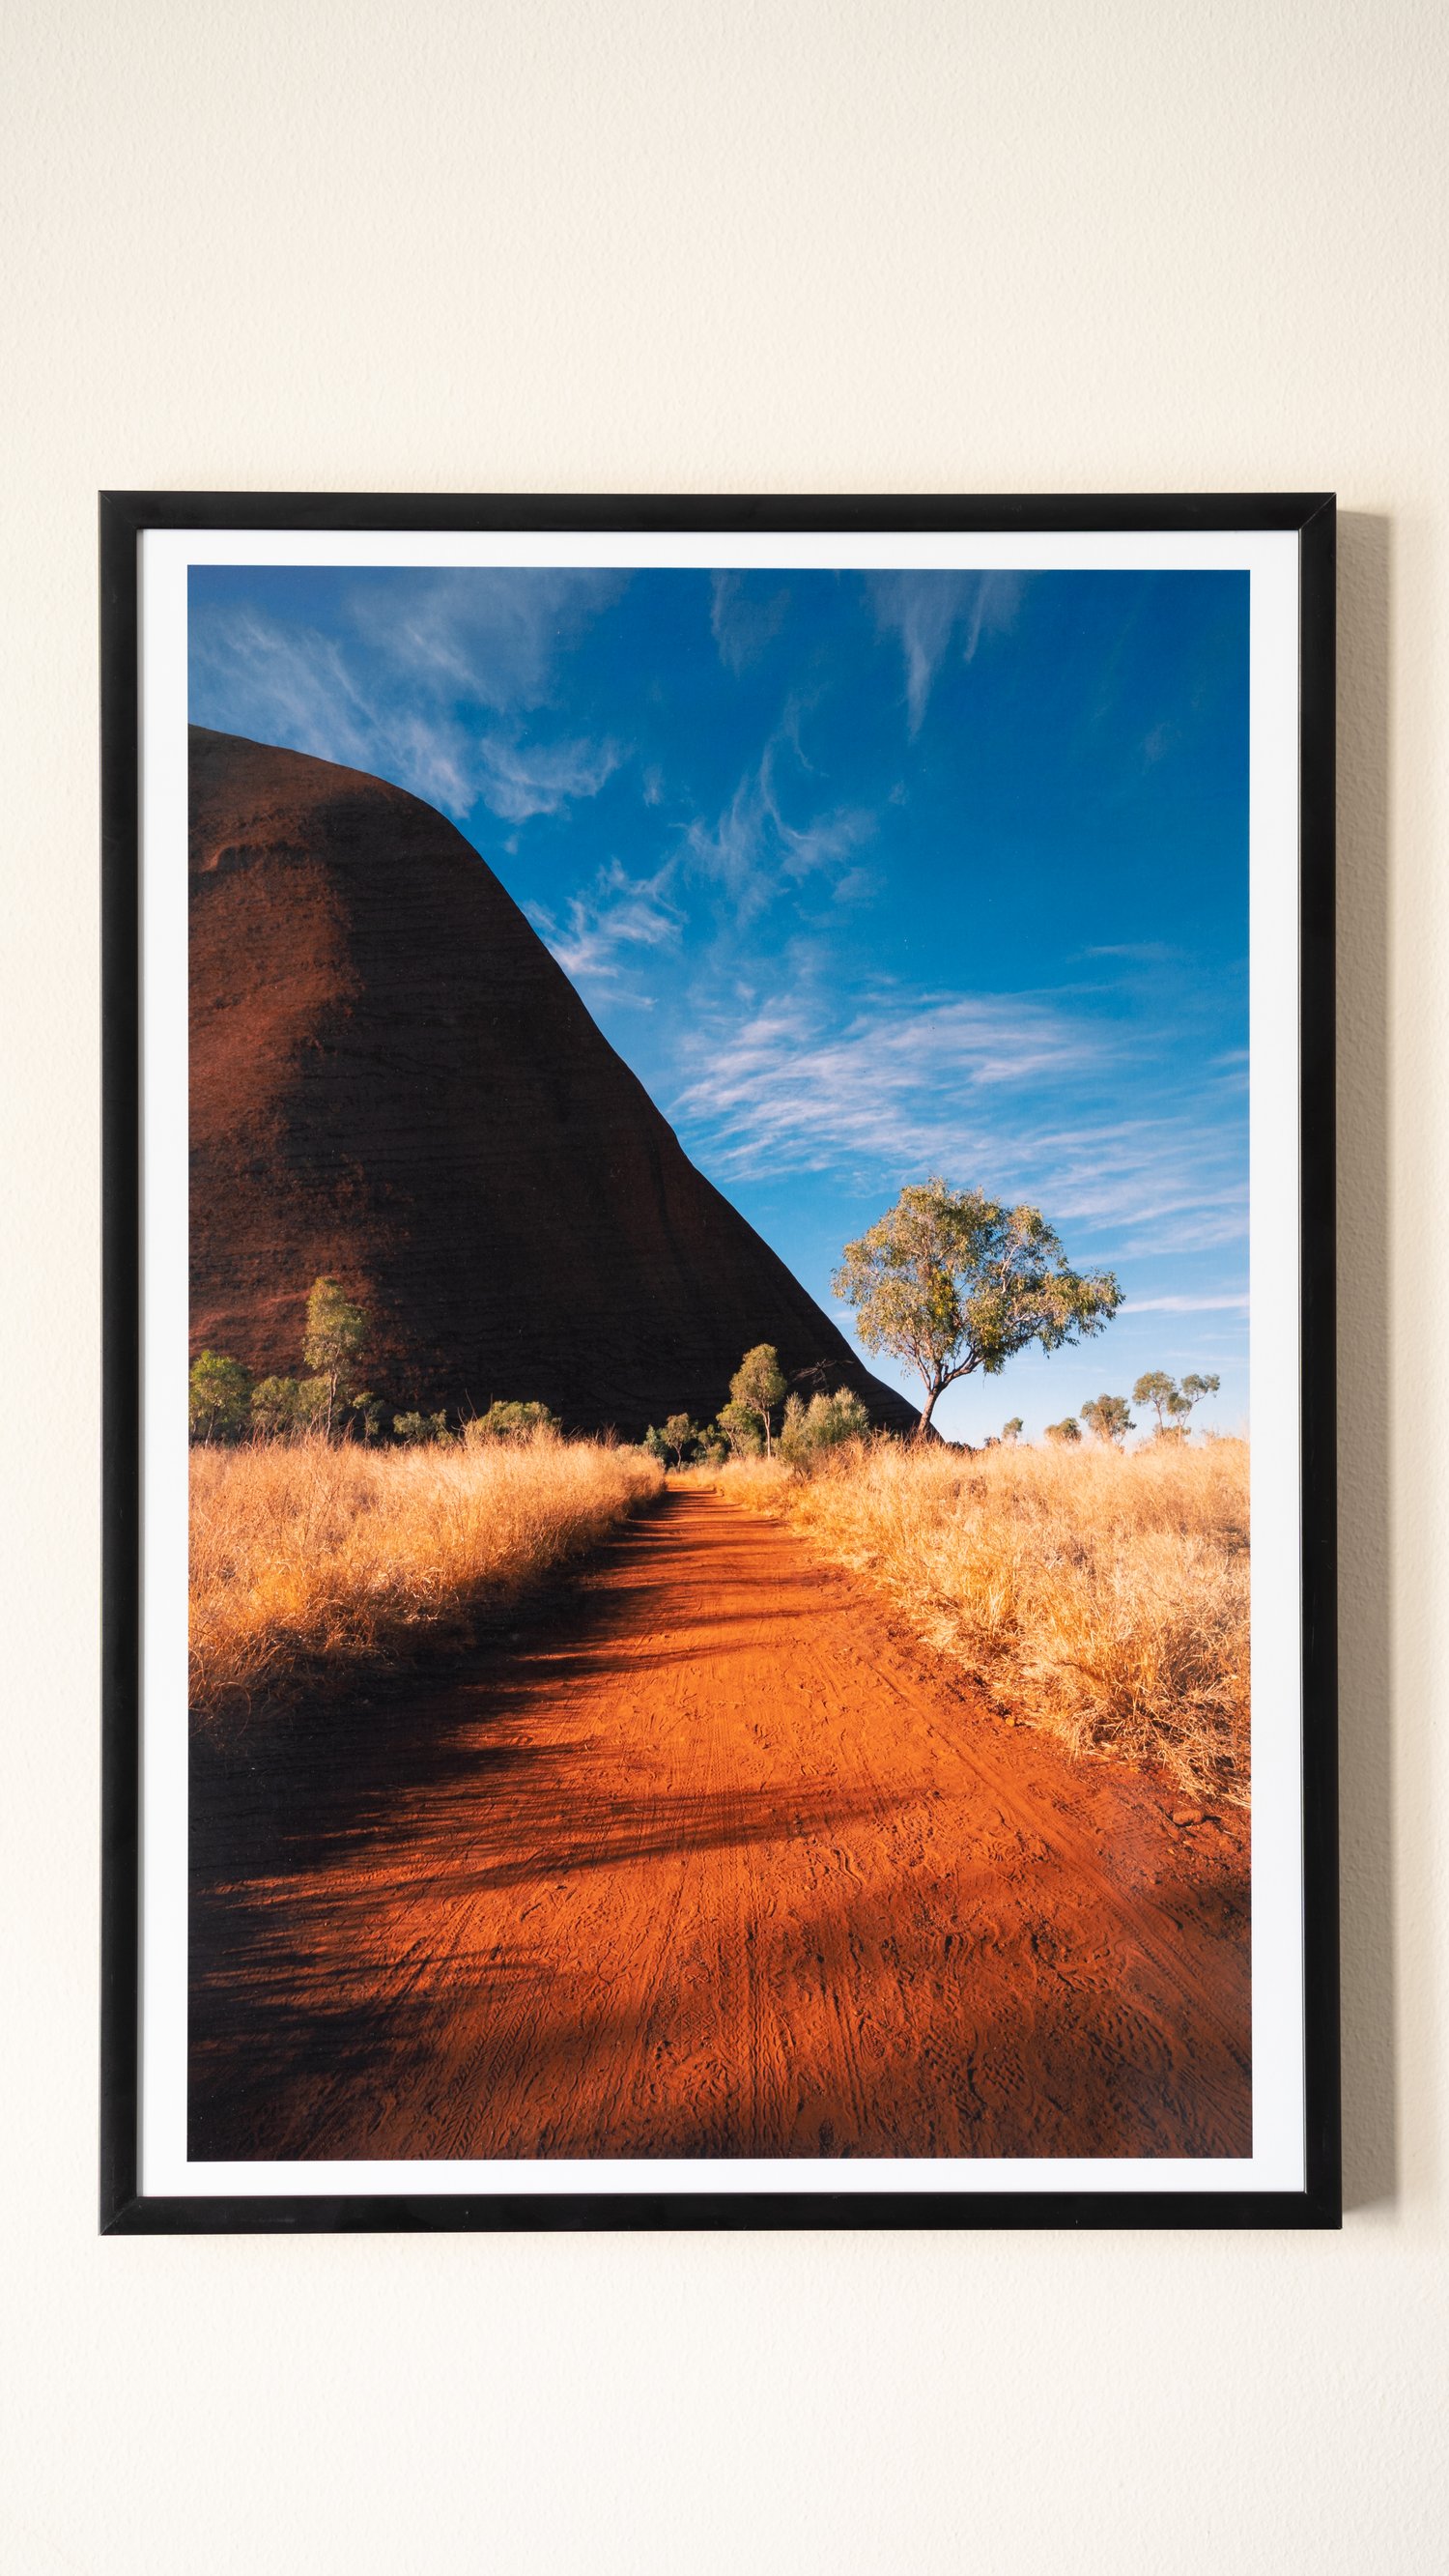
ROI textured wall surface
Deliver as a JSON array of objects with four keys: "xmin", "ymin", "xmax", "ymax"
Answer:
[{"xmin": 2, "ymin": 3, "xmax": 1445, "ymax": 2567}]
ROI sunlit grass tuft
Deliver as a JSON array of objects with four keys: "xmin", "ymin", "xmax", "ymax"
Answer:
[
  {"xmin": 721, "ymin": 1438, "xmax": 1249, "ymax": 1800},
  {"xmin": 189, "ymin": 1433, "xmax": 662, "ymax": 1726}
]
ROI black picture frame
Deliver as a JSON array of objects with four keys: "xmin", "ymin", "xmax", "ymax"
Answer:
[{"xmin": 100, "ymin": 490, "xmax": 1340, "ymax": 2234}]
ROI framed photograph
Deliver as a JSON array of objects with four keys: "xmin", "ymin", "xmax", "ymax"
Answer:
[{"xmin": 101, "ymin": 491, "xmax": 1339, "ymax": 2232}]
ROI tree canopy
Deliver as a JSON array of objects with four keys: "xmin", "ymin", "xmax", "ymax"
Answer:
[
  {"xmin": 1132, "ymin": 1369, "xmax": 1221, "ymax": 1439},
  {"xmin": 779, "ymin": 1386, "xmax": 870, "ymax": 1468},
  {"xmin": 1081, "ymin": 1391, "xmax": 1134, "ymax": 1446},
  {"xmin": 832, "ymin": 1181, "xmax": 1122, "ymax": 1437},
  {"xmin": 249, "ymin": 1375, "xmax": 299, "ymax": 1441},
  {"xmin": 728, "ymin": 1344, "xmax": 786, "ymax": 1457},
  {"xmin": 660, "ymin": 1413, "xmax": 700, "ymax": 1467},
  {"xmin": 188, "ymin": 1350, "xmax": 251, "ymax": 1444},
  {"xmin": 717, "ymin": 1398, "xmax": 765, "ymax": 1459},
  {"xmin": 302, "ymin": 1276, "xmax": 369, "ymax": 1438},
  {"xmin": 393, "ymin": 1410, "xmax": 452, "ymax": 1445},
  {"xmin": 463, "ymin": 1400, "xmax": 561, "ymax": 1446}
]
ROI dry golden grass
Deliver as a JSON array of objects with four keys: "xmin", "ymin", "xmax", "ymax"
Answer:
[
  {"xmin": 190, "ymin": 1433, "xmax": 663, "ymax": 1726},
  {"xmin": 721, "ymin": 1438, "xmax": 1250, "ymax": 1799}
]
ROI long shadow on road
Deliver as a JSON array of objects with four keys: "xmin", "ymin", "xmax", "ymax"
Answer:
[{"xmin": 188, "ymin": 1486, "xmax": 1253, "ymax": 2165}]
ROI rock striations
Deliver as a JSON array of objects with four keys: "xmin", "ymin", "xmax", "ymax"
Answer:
[{"xmin": 189, "ymin": 727, "xmax": 918, "ymax": 1437}]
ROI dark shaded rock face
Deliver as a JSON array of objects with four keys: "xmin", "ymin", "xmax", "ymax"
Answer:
[{"xmin": 189, "ymin": 728, "xmax": 919, "ymax": 1438}]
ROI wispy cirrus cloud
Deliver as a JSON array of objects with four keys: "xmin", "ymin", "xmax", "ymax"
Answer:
[
  {"xmin": 1016, "ymin": 1119, "xmax": 1248, "ymax": 1258},
  {"xmin": 670, "ymin": 981, "xmax": 1247, "ymax": 1259},
  {"xmin": 527, "ymin": 858, "xmax": 684, "ymax": 988},
  {"xmin": 190, "ymin": 603, "xmax": 387, "ymax": 774},
  {"xmin": 867, "ymin": 569, "xmax": 1026, "ymax": 733},
  {"xmin": 343, "ymin": 567, "xmax": 626, "ymax": 712},
  {"xmin": 189, "ymin": 569, "xmax": 627, "ymax": 831},
  {"xmin": 673, "ymin": 987, "xmax": 1104, "ymax": 1174},
  {"xmin": 474, "ymin": 731, "xmax": 624, "ymax": 822},
  {"xmin": 683, "ymin": 739, "xmax": 874, "ymax": 915},
  {"xmin": 525, "ymin": 714, "xmax": 882, "ymax": 995},
  {"xmin": 1126, "ymin": 1292, "xmax": 1249, "ymax": 1313},
  {"xmin": 710, "ymin": 571, "xmax": 791, "ymax": 673}
]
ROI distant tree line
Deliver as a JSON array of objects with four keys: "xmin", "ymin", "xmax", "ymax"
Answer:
[
  {"xmin": 189, "ymin": 1202, "xmax": 1223, "ymax": 1465},
  {"xmin": 188, "ymin": 1276, "xmax": 563, "ymax": 1449},
  {"xmin": 1041, "ymin": 1372, "xmax": 1220, "ymax": 1451},
  {"xmin": 189, "ymin": 1277, "xmax": 377, "ymax": 1445},
  {"xmin": 641, "ymin": 1344, "xmax": 871, "ymax": 1473}
]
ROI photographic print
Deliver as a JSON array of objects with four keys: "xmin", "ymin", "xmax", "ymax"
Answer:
[{"xmin": 101, "ymin": 497, "xmax": 1338, "ymax": 2228}]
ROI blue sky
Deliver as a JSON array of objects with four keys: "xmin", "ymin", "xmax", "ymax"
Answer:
[{"xmin": 189, "ymin": 561, "xmax": 1250, "ymax": 1443}]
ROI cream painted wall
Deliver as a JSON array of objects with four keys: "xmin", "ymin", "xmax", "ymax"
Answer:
[{"xmin": 2, "ymin": 2, "xmax": 1444, "ymax": 2567}]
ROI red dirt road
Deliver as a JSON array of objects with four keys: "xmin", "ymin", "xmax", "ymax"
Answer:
[{"xmin": 189, "ymin": 1487, "xmax": 1251, "ymax": 2161}]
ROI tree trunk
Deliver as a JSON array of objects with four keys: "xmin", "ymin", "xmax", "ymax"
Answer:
[{"xmin": 914, "ymin": 1383, "xmax": 943, "ymax": 1442}]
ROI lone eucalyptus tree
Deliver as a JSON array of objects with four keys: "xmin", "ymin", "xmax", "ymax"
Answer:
[{"xmin": 832, "ymin": 1180, "xmax": 1122, "ymax": 1439}]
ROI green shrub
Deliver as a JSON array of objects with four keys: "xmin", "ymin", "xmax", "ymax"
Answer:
[
  {"xmin": 462, "ymin": 1400, "xmax": 561, "ymax": 1447},
  {"xmin": 778, "ymin": 1386, "xmax": 871, "ymax": 1469},
  {"xmin": 393, "ymin": 1409, "xmax": 453, "ymax": 1445},
  {"xmin": 640, "ymin": 1415, "xmax": 710, "ymax": 1466},
  {"xmin": 716, "ymin": 1398, "xmax": 764, "ymax": 1458},
  {"xmin": 189, "ymin": 1350, "xmax": 252, "ymax": 1444},
  {"xmin": 249, "ymin": 1375, "xmax": 300, "ymax": 1440},
  {"xmin": 294, "ymin": 1377, "xmax": 332, "ymax": 1433}
]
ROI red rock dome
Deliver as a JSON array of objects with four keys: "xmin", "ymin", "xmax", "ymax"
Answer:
[{"xmin": 188, "ymin": 727, "xmax": 918, "ymax": 1437}]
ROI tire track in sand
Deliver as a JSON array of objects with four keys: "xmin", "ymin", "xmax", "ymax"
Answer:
[{"xmin": 188, "ymin": 1485, "xmax": 1251, "ymax": 2162}]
